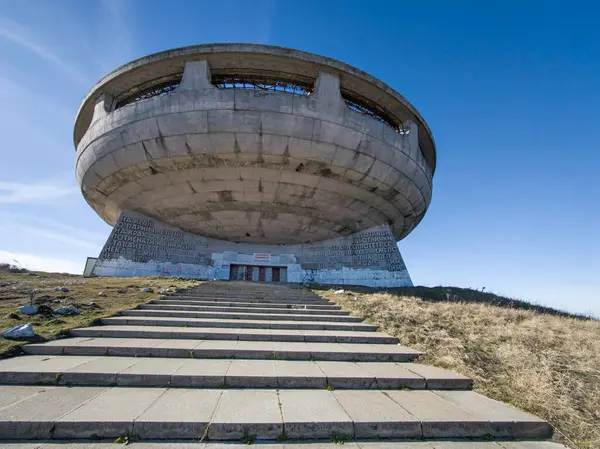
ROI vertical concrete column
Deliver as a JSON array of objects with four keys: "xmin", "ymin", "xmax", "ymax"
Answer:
[
  {"xmin": 178, "ymin": 60, "xmax": 213, "ymax": 91},
  {"xmin": 91, "ymin": 93, "xmax": 114, "ymax": 123},
  {"xmin": 313, "ymin": 71, "xmax": 345, "ymax": 117}
]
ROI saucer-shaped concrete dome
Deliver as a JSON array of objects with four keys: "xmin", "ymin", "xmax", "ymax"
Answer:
[{"xmin": 74, "ymin": 43, "xmax": 435, "ymax": 244}]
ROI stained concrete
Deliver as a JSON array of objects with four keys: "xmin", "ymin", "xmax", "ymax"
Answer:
[
  {"xmin": 92, "ymin": 211, "xmax": 413, "ymax": 287},
  {"xmin": 74, "ymin": 45, "xmax": 439, "ymax": 287},
  {"xmin": 75, "ymin": 46, "xmax": 435, "ymax": 241},
  {"xmin": 0, "ymin": 282, "xmax": 555, "ymax": 445}
]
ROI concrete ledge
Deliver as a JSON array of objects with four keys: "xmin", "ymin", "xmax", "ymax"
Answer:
[
  {"xmin": 23, "ymin": 338, "xmax": 422, "ymax": 362},
  {"xmin": 68, "ymin": 326, "xmax": 398, "ymax": 344},
  {"xmin": 141, "ymin": 302, "xmax": 348, "ymax": 315},
  {"xmin": 0, "ymin": 441, "xmax": 570, "ymax": 448},
  {"xmin": 0, "ymin": 441, "xmax": 569, "ymax": 448},
  {"xmin": 121, "ymin": 309, "xmax": 361, "ymax": 323},
  {"xmin": 0, "ymin": 357, "xmax": 467, "ymax": 390}
]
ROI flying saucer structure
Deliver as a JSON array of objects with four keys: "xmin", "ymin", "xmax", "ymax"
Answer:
[{"xmin": 76, "ymin": 44, "xmax": 435, "ymax": 286}]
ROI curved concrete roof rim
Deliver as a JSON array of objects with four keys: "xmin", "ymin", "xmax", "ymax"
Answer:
[{"xmin": 74, "ymin": 43, "xmax": 436, "ymax": 172}]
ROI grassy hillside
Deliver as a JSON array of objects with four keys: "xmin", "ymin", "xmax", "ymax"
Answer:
[
  {"xmin": 0, "ymin": 267, "xmax": 199, "ymax": 357},
  {"xmin": 1, "ymin": 268, "xmax": 597, "ymax": 448},
  {"xmin": 314, "ymin": 285, "xmax": 599, "ymax": 449}
]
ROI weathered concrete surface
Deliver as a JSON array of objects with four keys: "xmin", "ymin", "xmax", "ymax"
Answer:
[
  {"xmin": 332, "ymin": 389, "xmax": 421, "ymax": 438},
  {"xmin": 75, "ymin": 45, "xmax": 435, "ymax": 245},
  {"xmin": 0, "ymin": 282, "xmax": 554, "ymax": 445},
  {"xmin": 22, "ymin": 337, "xmax": 422, "ymax": 361},
  {"xmin": 119, "ymin": 308, "xmax": 362, "ymax": 322},
  {"xmin": 92, "ymin": 211, "xmax": 413, "ymax": 287},
  {"xmin": 68, "ymin": 324, "xmax": 399, "ymax": 344},
  {"xmin": 101, "ymin": 315, "xmax": 374, "ymax": 331},
  {"xmin": 209, "ymin": 390, "xmax": 282, "ymax": 440},
  {"xmin": 0, "ymin": 356, "xmax": 469, "ymax": 390},
  {"xmin": 134, "ymin": 389, "xmax": 221, "ymax": 439},
  {"xmin": 0, "ymin": 442, "xmax": 570, "ymax": 449}
]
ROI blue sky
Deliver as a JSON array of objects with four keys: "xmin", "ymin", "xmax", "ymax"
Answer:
[{"xmin": 0, "ymin": 0, "xmax": 598, "ymax": 315}]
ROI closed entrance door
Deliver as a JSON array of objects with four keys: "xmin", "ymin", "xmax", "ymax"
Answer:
[
  {"xmin": 259, "ymin": 266, "xmax": 266, "ymax": 281},
  {"xmin": 272, "ymin": 267, "xmax": 280, "ymax": 282}
]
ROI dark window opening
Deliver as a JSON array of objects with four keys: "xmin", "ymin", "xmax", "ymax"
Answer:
[{"xmin": 112, "ymin": 72, "xmax": 404, "ymax": 133}]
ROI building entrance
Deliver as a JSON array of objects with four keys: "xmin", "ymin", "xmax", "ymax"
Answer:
[{"xmin": 229, "ymin": 265, "xmax": 287, "ymax": 282}]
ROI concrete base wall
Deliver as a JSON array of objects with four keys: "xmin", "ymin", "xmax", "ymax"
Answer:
[{"xmin": 92, "ymin": 211, "xmax": 413, "ymax": 287}]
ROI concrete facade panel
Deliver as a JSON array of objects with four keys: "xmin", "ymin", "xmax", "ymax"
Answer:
[
  {"xmin": 73, "ymin": 44, "xmax": 435, "ymax": 285},
  {"xmin": 120, "ymin": 118, "xmax": 160, "ymax": 147},
  {"xmin": 157, "ymin": 110, "xmax": 209, "ymax": 136},
  {"xmin": 92, "ymin": 211, "xmax": 412, "ymax": 288}
]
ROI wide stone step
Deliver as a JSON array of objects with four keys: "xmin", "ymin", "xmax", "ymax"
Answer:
[
  {"xmin": 142, "ymin": 302, "xmax": 349, "ymax": 315},
  {"xmin": 174, "ymin": 289, "xmax": 323, "ymax": 296},
  {"xmin": 122, "ymin": 309, "xmax": 360, "ymax": 323},
  {"xmin": 105, "ymin": 316, "xmax": 374, "ymax": 331},
  {"xmin": 182, "ymin": 293, "xmax": 322, "ymax": 299},
  {"xmin": 0, "ymin": 355, "xmax": 472, "ymax": 390},
  {"xmin": 71, "ymin": 325, "xmax": 396, "ymax": 344},
  {"xmin": 155, "ymin": 298, "xmax": 341, "ymax": 309},
  {"xmin": 0, "ymin": 385, "xmax": 552, "ymax": 440},
  {"xmin": 24, "ymin": 337, "xmax": 421, "ymax": 362},
  {"xmin": 0, "ymin": 441, "xmax": 567, "ymax": 449},
  {"xmin": 170, "ymin": 295, "xmax": 332, "ymax": 304}
]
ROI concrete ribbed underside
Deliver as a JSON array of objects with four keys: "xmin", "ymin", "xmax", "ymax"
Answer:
[
  {"xmin": 78, "ymin": 91, "xmax": 431, "ymax": 243},
  {"xmin": 77, "ymin": 85, "xmax": 432, "ymax": 244}
]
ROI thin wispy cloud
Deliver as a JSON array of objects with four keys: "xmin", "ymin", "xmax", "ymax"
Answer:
[
  {"xmin": 0, "ymin": 15, "xmax": 89, "ymax": 86},
  {"xmin": 0, "ymin": 179, "xmax": 76, "ymax": 204},
  {"xmin": 0, "ymin": 210, "xmax": 106, "ymax": 256},
  {"xmin": 0, "ymin": 250, "xmax": 82, "ymax": 274},
  {"xmin": 0, "ymin": 210, "xmax": 106, "ymax": 243},
  {"xmin": 12, "ymin": 225, "xmax": 100, "ymax": 251},
  {"xmin": 0, "ymin": 76, "xmax": 73, "ymax": 123},
  {"xmin": 94, "ymin": 0, "xmax": 136, "ymax": 72}
]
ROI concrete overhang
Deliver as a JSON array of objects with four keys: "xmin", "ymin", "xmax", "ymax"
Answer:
[{"xmin": 74, "ymin": 43, "xmax": 437, "ymax": 173}]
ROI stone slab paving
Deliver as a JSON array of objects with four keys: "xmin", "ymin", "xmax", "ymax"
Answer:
[
  {"xmin": 157, "ymin": 294, "xmax": 336, "ymax": 301},
  {"xmin": 23, "ymin": 338, "xmax": 422, "ymax": 361},
  {"xmin": 68, "ymin": 325, "xmax": 398, "ymax": 344},
  {"xmin": 0, "ymin": 282, "xmax": 556, "ymax": 446},
  {"xmin": 141, "ymin": 303, "xmax": 349, "ymax": 315},
  {"xmin": 384, "ymin": 390, "xmax": 551, "ymax": 439},
  {"xmin": 154, "ymin": 299, "xmax": 341, "ymax": 310},
  {"xmin": 165, "ymin": 297, "xmax": 338, "ymax": 305},
  {"xmin": 0, "ymin": 386, "xmax": 109, "ymax": 439},
  {"xmin": 121, "ymin": 309, "xmax": 362, "ymax": 323},
  {"xmin": 0, "ymin": 442, "xmax": 571, "ymax": 449},
  {"xmin": 209, "ymin": 390, "xmax": 282, "ymax": 440},
  {"xmin": 134, "ymin": 389, "xmax": 221, "ymax": 439},
  {"xmin": 278, "ymin": 389, "xmax": 354, "ymax": 439},
  {"xmin": 53, "ymin": 387, "xmax": 165, "ymax": 439},
  {"xmin": 104, "ymin": 315, "xmax": 373, "ymax": 330},
  {"xmin": 0, "ymin": 386, "xmax": 552, "ymax": 440},
  {"xmin": 332, "ymin": 389, "xmax": 421, "ymax": 438},
  {"xmin": 121, "ymin": 304, "xmax": 362, "ymax": 323},
  {"xmin": 0, "ymin": 356, "xmax": 467, "ymax": 389}
]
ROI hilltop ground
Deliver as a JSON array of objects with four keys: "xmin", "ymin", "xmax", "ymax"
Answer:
[
  {"xmin": 0, "ymin": 267, "xmax": 200, "ymax": 357},
  {"xmin": 0, "ymin": 268, "xmax": 597, "ymax": 448},
  {"xmin": 314, "ymin": 286, "xmax": 599, "ymax": 449}
]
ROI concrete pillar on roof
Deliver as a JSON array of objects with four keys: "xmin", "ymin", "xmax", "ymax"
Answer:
[
  {"xmin": 91, "ymin": 93, "xmax": 114, "ymax": 124},
  {"xmin": 179, "ymin": 60, "xmax": 213, "ymax": 91},
  {"xmin": 313, "ymin": 71, "xmax": 345, "ymax": 118}
]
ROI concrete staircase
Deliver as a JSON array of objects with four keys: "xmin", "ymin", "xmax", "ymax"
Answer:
[{"xmin": 0, "ymin": 281, "xmax": 565, "ymax": 448}]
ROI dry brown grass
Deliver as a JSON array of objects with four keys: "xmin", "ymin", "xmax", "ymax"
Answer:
[
  {"xmin": 316, "ymin": 288, "xmax": 600, "ymax": 449},
  {"xmin": 0, "ymin": 270, "xmax": 200, "ymax": 357}
]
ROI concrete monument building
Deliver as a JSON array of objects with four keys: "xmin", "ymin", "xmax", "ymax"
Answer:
[{"xmin": 75, "ymin": 44, "xmax": 436, "ymax": 286}]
